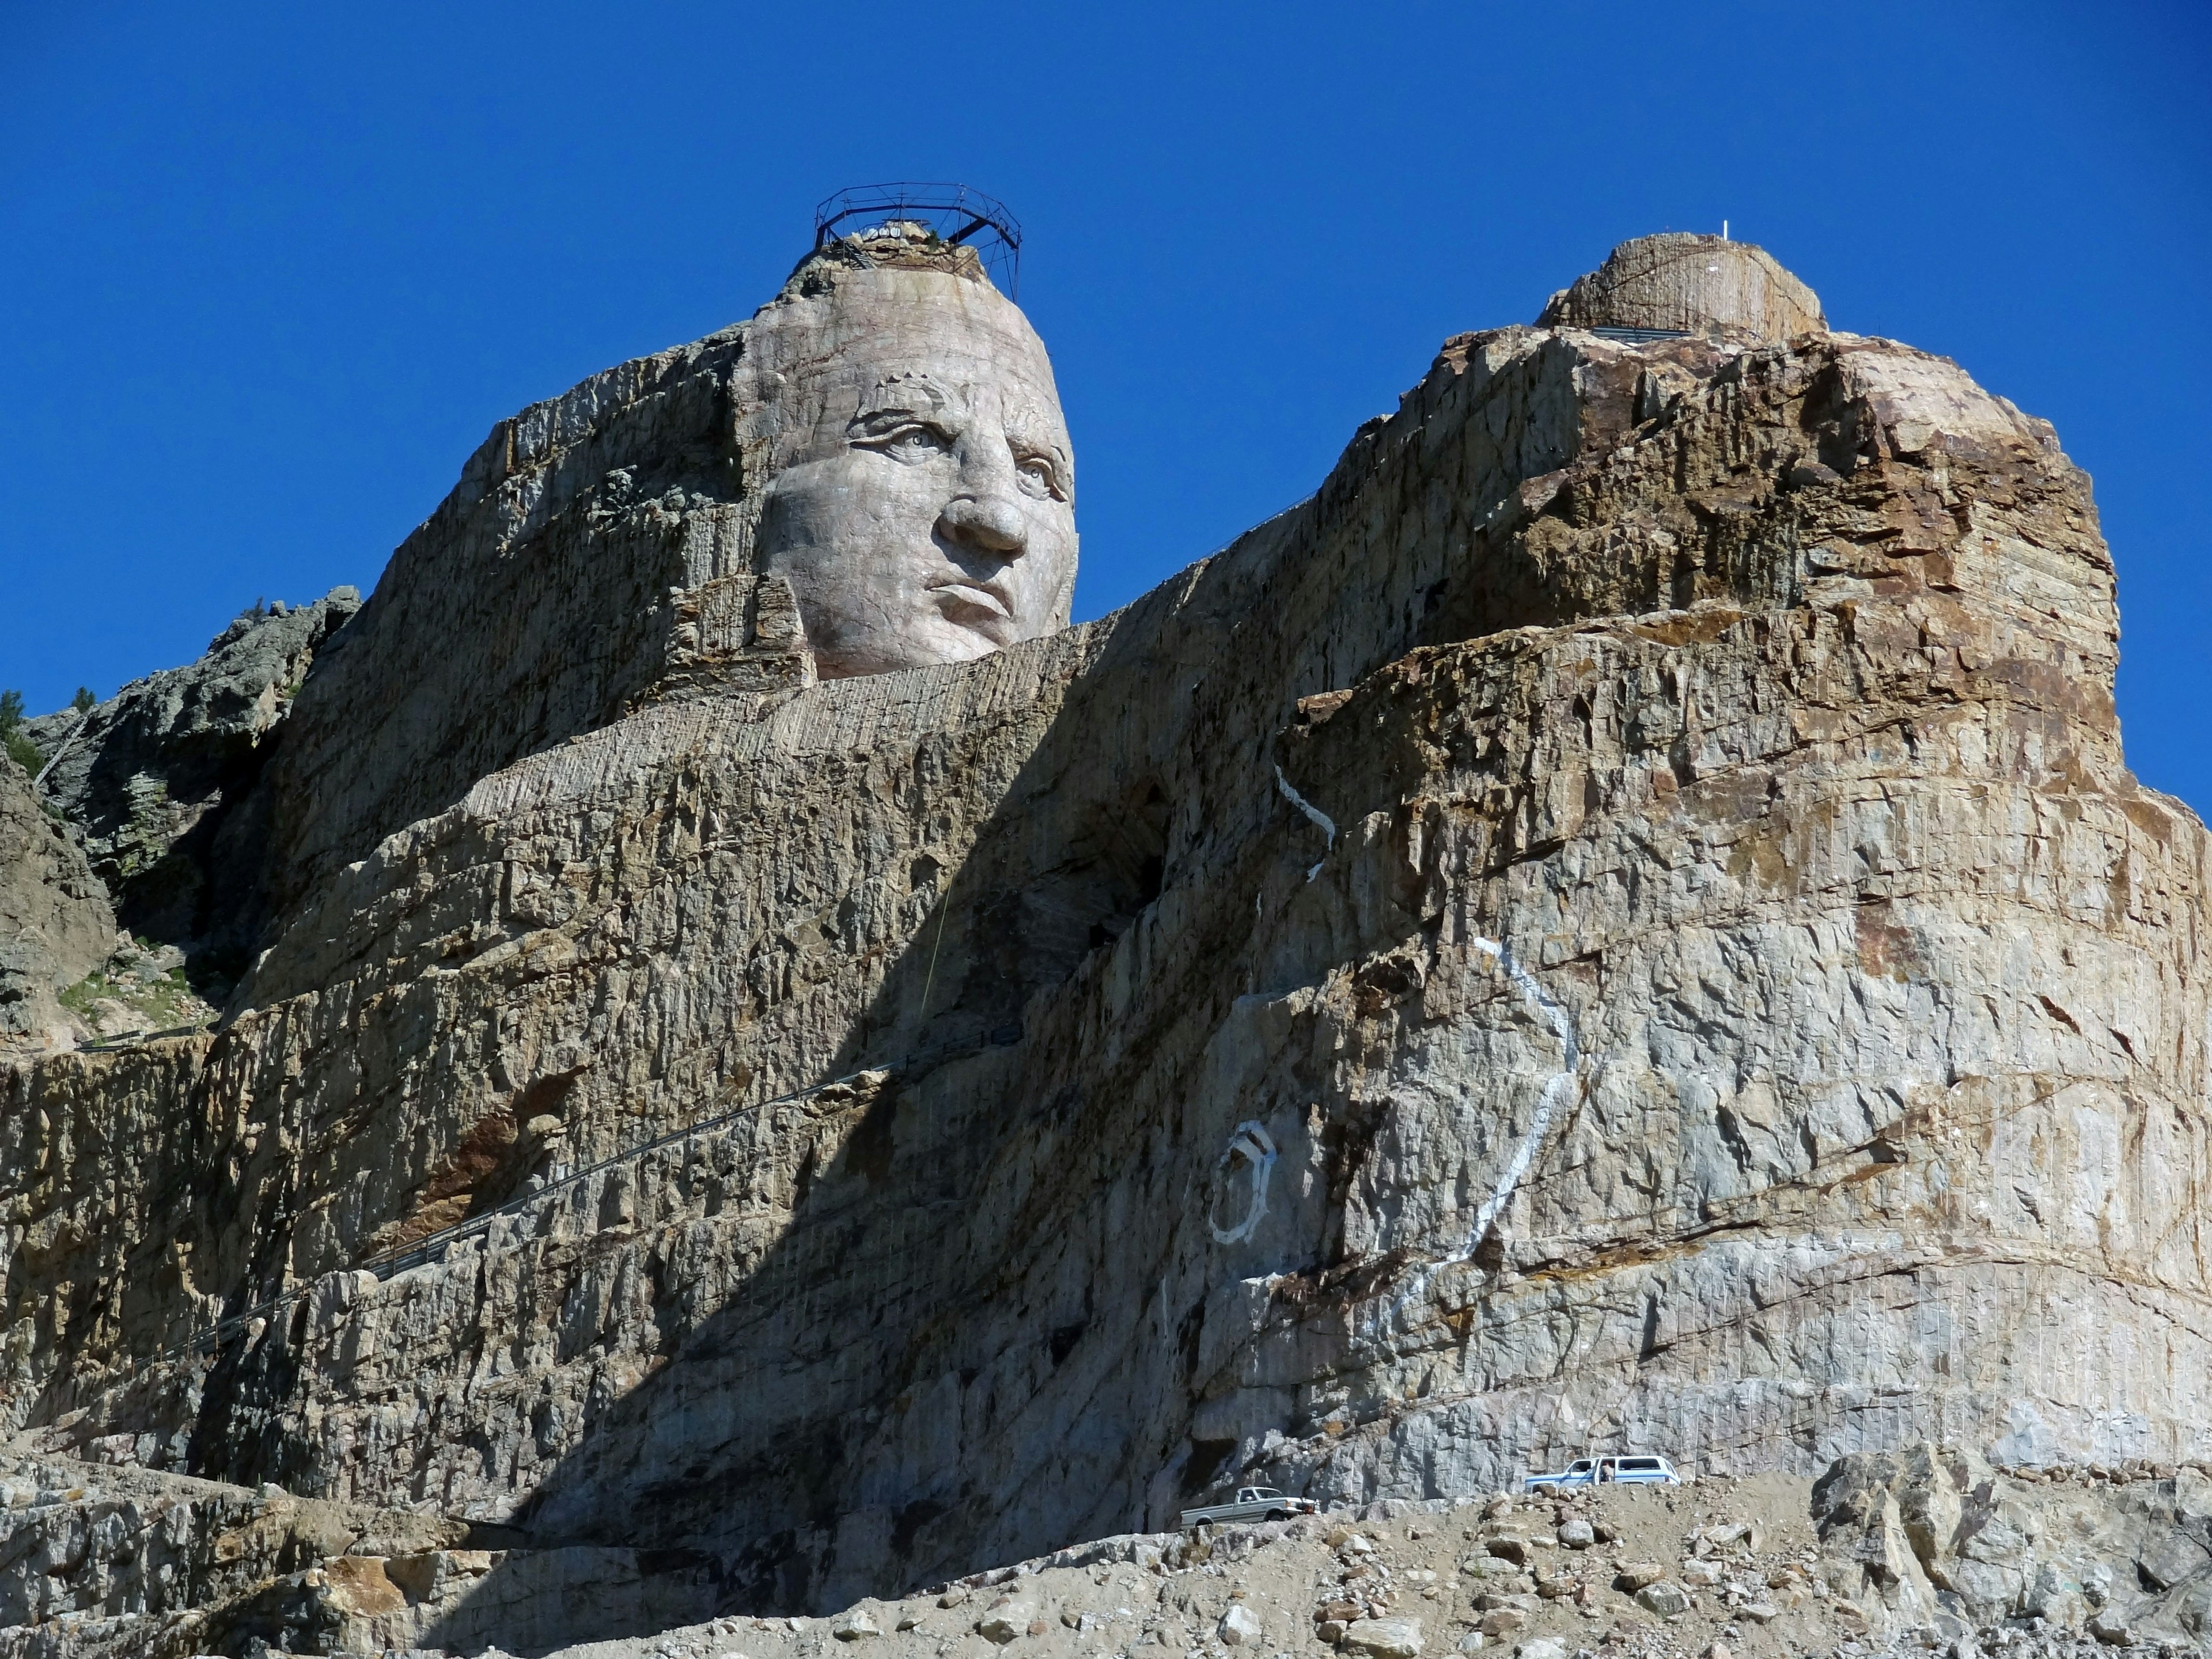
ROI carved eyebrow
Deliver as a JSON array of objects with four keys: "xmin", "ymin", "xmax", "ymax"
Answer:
[
  {"xmin": 850, "ymin": 374, "xmax": 953, "ymax": 423},
  {"xmin": 1006, "ymin": 433, "xmax": 1073, "ymax": 502},
  {"xmin": 1005, "ymin": 425, "xmax": 1073, "ymax": 484}
]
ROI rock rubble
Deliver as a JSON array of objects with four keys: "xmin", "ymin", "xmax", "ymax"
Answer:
[{"xmin": 0, "ymin": 1459, "xmax": 2158, "ymax": 1658}]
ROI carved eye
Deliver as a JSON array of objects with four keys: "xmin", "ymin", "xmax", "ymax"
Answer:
[
  {"xmin": 1014, "ymin": 453, "xmax": 1064, "ymax": 501},
  {"xmin": 888, "ymin": 424, "xmax": 950, "ymax": 456},
  {"xmin": 857, "ymin": 420, "xmax": 953, "ymax": 460}
]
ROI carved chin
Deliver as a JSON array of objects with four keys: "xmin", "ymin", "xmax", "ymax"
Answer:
[
  {"xmin": 813, "ymin": 612, "xmax": 1010, "ymax": 679},
  {"xmin": 915, "ymin": 609, "xmax": 1017, "ymax": 660}
]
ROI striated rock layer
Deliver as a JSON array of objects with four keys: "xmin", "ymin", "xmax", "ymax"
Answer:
[{"xmin": 3, "ymin": 245, "xmax": 2207, "ymax": 1646}]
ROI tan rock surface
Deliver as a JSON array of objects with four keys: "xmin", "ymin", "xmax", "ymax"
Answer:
[
  {"xmin": 3, "ymin": 238, "xmax": 2207, "ymax": 1652},
  {"xmin": 1538, "ymin": 233, "xmax": 1825, "ymax": 340},
  {"xmin": 0, "ymin": 760, "xmax": 114, "ymax": 1052},
  {"xmin": 266, "ymin": 226, "xmax": 1075, "ymax": 918}
]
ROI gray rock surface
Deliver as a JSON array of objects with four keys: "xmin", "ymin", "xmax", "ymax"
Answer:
[
  {"xmin": 0, "ymin": 1434, "xmax": 460, "ymax": 1656},
  {"xmin": 0, "ymin": 762, "xmax": 114, "ymax": 1050},
  {"xmin": 0, "ymin": 1467, "xmax": 2158, "ymax": 1659},
  {"xmin": 2, "ymin": 236, "xmax": 2206, "ymax": 1654},
  {"xmin": 22, "ymin": 590, "xmax": 359, "ymax": 990},
  {"xmin": 1813, "ymin": 1444, "xmax": 2212, "ymax": 1645}
]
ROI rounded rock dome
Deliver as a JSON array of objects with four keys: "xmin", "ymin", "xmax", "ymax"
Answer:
[{"xmin": 1538, "ymin": 233, "xmax": 1825, "ymax": 341}]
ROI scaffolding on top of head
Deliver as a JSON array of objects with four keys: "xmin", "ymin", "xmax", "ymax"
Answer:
[{"xmin": 812, "ymin": 183, "xmax": 1023, "ymax": 298}]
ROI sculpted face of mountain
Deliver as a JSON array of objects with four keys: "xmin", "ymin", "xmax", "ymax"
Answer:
[
  {"xmin": 264, "ymin": 223, "xmax": 1077, "ymax": 921},
  {"xmin": 749, "ymin": 221, "xmax": 1079, "ymax": 678},
  {"xmin": 3, "ymin": 234, "xmax": 2206, "ymax": 1655}
]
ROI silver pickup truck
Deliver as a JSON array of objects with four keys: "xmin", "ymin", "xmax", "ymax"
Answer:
[{"xmin": 1179, "ymin": 1485, "xmax": 1318, "ymax": 1528}]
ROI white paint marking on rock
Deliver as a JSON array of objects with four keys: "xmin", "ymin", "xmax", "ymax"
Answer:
[
  {"xmin": 1210, "ymin": 1122, "xmax": 1280, "ymax": 1245},
  {"xmin": 1273, "ymin": 765, "xmax": 1336, "ymax": 880},
  {"xmin": 1382, "ymin": 933, "xmax": 1587, "ymax": 1329}
]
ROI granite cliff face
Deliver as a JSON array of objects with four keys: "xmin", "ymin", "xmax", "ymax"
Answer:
[
  {"xmin": 2, "ymin": 235, "xmax": 2206, "ymax": 1656},
  {"xmin": 0, "ymin": 764, "xmax": 114, "ymax": 1049}
]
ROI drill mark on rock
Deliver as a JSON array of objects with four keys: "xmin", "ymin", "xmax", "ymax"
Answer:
[
  {"xmin": 1209, "ymin": 1122, "xmax": 1279, "ymax": 1245},
  {"xmin": 1274, "ymin": 766, "xmax": 1336, "ymax": 881}
]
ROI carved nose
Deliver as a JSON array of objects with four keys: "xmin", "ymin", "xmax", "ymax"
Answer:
[{"xmin": 937, "ymin": 495, "xmax": 1028, "ymax": 559}]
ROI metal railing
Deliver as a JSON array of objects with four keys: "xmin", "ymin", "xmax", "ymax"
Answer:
[
  {"xmin": 1588, "ymin": 325, "xmax": 1692, "ymax": 344},
  {"xmin": 812, "ymin": 182, "xmax": 1022, "ymax": 297},
  {"xmin": 80, "ymin": 1020, "xmax": 217, "ymax": 1054}
]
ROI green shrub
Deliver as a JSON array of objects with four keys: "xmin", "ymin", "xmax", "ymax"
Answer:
[{"xmin": 3, "ymin": 691, "xmax": 43, "ymax": 775}]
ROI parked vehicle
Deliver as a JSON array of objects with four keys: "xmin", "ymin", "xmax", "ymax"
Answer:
[
  {"xmin": 1524, "ymin": 1454, "xmax": 1681, "ymax": 1490},
  {"xmin": 1179, "ymin": 1485, "xmax": 1319, "ymax": 1527}
]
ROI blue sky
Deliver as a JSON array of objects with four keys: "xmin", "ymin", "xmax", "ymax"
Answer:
[{"xmin": 4, "ymin": 2, "xmax": 2208, "ymax": 806}]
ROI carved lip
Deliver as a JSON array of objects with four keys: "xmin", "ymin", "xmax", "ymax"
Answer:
[{"xmin": 929, "ymin": 578, "xmax": 1014, "ymax": 623}]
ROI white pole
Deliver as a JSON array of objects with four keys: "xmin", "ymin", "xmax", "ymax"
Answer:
[{"xmin": 1722, "ymin": 219, "xmax": 1729, "ymax": 241}]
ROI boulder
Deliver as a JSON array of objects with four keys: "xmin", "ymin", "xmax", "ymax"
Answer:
[
  {"xmin": 1635, "ymin": 1581, "xmax": 1691, "ymax": 1617},
  {"xmin": 2087, "ymin": 1608, "xmax": 2130, "ymax": 1646},
  {"xmin": 1342, "ymin": 1617, "xmax": 1424, "ymax": 1657},
  {"xmin": 978, "ymin": 1600, "xmax": 1036, "ymax": 1644},
  {"xmin": 832, "ymin": 1607, "xmax": 882, "ymax": 1639}
]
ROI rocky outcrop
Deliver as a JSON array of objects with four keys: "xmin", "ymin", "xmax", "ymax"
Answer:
[
  {"xmin": 0, "ymin": 1437, "xmax": 461, "ymax": 1657},
  {"xmin": 260, "ymin": 340, "xmax": 756, "ymax": 917},
  {"xmin": 2, "ymin": 238, "xmax": 2206, "ymax": 1653},
  {"xmin": 21, "ymin": 590, "xmax": 359, "ymax": 993},
  {"xmin": 1537, "ymin": 233, "xmax": 1825, "ymax": 340},
  {"xmin": 1814, "ymin": 1443, "xmax": 2212, "ymax": 1646},
  {"xmin": 265, "ymin": 222, "xmax": 1075, "ymax": 920},
  {"xmin": 0, "ymin": 765, "xmax": 114, "ymax": 1051}
]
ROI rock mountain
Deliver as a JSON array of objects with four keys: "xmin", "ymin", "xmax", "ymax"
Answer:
[{"xmin": 2, "ymin": 230, "xmax": 2206, "ymax": 1657}]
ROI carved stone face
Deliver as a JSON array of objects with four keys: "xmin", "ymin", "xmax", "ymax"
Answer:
[{"xmin": 749, "ymin": 266, "xmax": 1078, "ymax": 679}]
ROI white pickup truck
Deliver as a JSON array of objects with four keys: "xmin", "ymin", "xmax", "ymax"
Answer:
[{"xmin": 1179, "ymin": 1485, "xmax": 1318, "ymax": 1528}]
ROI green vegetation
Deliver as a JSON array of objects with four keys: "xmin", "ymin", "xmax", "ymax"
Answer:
[
  {"xmin": 1, "ymin": 688, "xmax": 41, "ymax": 777},
  {"xmin": 58, "ymin": 964, "xmax": 201, "ymax": 1031},
  {"xmin": 72, "ymin": 687, "xmax": 96, "ymax": 713},
  {"xmin": 55, "ymin": 973, "xmax": 105, "ymax": 1018}
]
